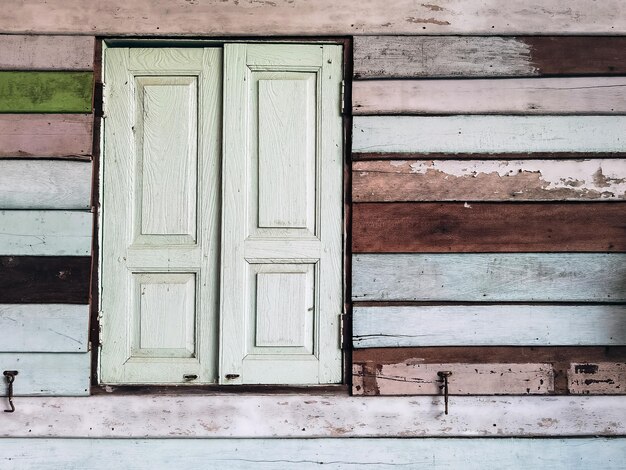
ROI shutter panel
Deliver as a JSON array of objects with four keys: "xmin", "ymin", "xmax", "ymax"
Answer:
[
  {"xmin": 100, "ymin": 48, "xmax": 222, "ymax": 383},
  {"xmin": 221, "ymin": 44, "xmax": 343, "ymax": 384}
]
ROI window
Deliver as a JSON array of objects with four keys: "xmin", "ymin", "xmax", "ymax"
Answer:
[{"xmin": 100, "ymin": 44, "xmax": 344, "ymax": 385}]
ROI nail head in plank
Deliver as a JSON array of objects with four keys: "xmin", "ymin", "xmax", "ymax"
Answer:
[
  {"xmin": 352, "ymin": 253, "xmax": 626, "ymax": 302},
  {"xmin": 0, "ymin": 304, "xmax": 88, "ymax": 352},
  {"xmin": 0, "ymin": 35, "xmax": 94, "ymax": 70},
  {"xmin": 0, "ymin": 71, "xmax": 93, "ymax": 113},
  {"xmin": 353, "ymin": 305, "xmax": 626, "ymax": 347}
]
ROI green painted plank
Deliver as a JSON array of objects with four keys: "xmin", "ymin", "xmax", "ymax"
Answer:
[
  {"xmin": 1, "ymin": 438, "xmax": 625, "ymax": 469},
  {"xmin": 0, "ymin": 71, "xmax": 92, "ymax": 113}
]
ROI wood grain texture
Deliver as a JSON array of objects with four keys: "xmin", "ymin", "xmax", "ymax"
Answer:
[
  {"xmin": 352, "ymin": 362, "xmax": 554, "ymax": 395},
  {"xmin": 352, "ymin": 202, "xmax": 626, "ymax": 253},
  {"xmin": 353, "ymin": 36, "xmax": 626, "ymax": 78},
  {"xmin": 352, "ymin": 159, "xmax": 626, "ymax": 202},
  {"xmin": 353, "ymin": 77, "xmax": 626, "ymax": 115},
  {"xmin": 352, "ymin": 254, "xmax": 626, "ymax": 301},
  {"xmin": 4, "ymin": 438, "xmax": 625, "ymax": 469},
  {"xmin": 0, "ymin": 114, "xmax": 93, "ymax": 157},
  {"xmin": 353, "ymin": 305, "xmax": 626, "ymax": 348},
  {"xmin": 0, "ymin": 256, "xmax": 90, "ymax": 303},
  {"xmin": 2, "ymin": 395, "xmax": 626, "ymax": 437},
  {"xmin": 1, "ymin": 1, "xmax": 625, "ymax": 35},
  {"xmin": 0, "ymin": 353, "xmax": 89, "ymax": 396},
  {"xmin": 0, "ymin": 211, "xmax": 92, "ymax": 256},
  {"xmin": 0, "ymin": 72, "xmax": 92, "ymax": 112},
  {"xmin": 569, "ymin": 363, "xmax": 626, "ymax": 394},
  {"xmin": 353, "ymin": 116, "xmax": 626, "ymax": 154},
  {"xmin": 0, "ymin": 304, "xmax": 88, "ymax": 352},
  {"xmin": 0, "ymin": 35, "xmax": 94, "ymax": 70},
  {"xmin": 353, "ymin": 152, "xmax": 626, "ymax": 161},
  {"xmin": 0, "ymin": 160, "xmax": 91, "ymax": 209}
]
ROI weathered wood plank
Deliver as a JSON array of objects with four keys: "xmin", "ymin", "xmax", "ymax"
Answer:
[
  {"xmin": 352, "ymin": 159, "xmax": 626, "ymax": 202},
  {"xmin": 352, "ymin": 203, "xmax": 626, "ymax": 253},
  {"xmin": 569, "ymin": 363, "xmax": 626, "ymax": 394},
  {"xmin": 352, "ymin": 254, "xmax": 626, "ymax": 301},
  {"xmin": 354, "ymin": 36, "xmax": 626, "ymax": 78},
  {"xmin": 352, "ymin": 116, "xmax": 626, "ymax": 154},
  {"xmin": 1, "ymin": 1, "xmax": 625, "ymax": 35},
  {"xmin": 2, "ymin": 395, "xmax": 625, "ymax": 437},
  {"xmin": 0, "ymin": 256, "xmax": 90, "ymax": 304},
  {"xmin": 354, "ymin": 152, "xmax": 626, "ymax": 161},
  {"xmin": 352, "ymin": 362, "xmax": 553, "ymax": 395},
  {"xmin": 0, "ymin": 211, "xmax": 92, "ymax": 256},
  {"xmin": 0, "ymin": 35, "xmax": 94, "ymax": 70},
  {"xmin": 0, "ymin": 114, "xmax": 93, "ymax": 158},
  {"xmin": 353, "ymin": 77, "xmax": 626, "ymax": 115},
  {"xmin": 0, "ymin": 160, "xmax": 92, "ymax": 209},
  {"xmin": 0, "ymin": 304, "xmax": 88, "ymax": 352},
  {"xmin": 0, "ymin": 353, "xmax": 89, "ymax": 396},
  {"xmin": 353, "ymin": 305, "xmax": 626, "ymax": 348},
  {"xmin": 3, "ymin": 438, "xmax": 625, "ymax": 469},
  {"xmin": 0, "ymin": 72, "xmax": 92, "ymax": 113}
]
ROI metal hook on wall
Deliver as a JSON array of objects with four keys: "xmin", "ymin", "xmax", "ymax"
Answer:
[
  {"xmin": 3, "ymin": 370, "xmax": 18, "ymax": 413},
  {"xmin": 437, "ymin": 370, "xmax": 452, "ymax": 415}
]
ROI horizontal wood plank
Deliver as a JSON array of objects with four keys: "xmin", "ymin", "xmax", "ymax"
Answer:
[
  {"xmin": 0, "ymin": 71, "xmax": 92, "ymax": 113},
  {"xmin": 352, "ymin": 254, "xmax": 626, "ymax": 301},
  {"xmin": 352, "ymin": 159, "xmax": 626, "ymax": 202},
  {"xmin": 3, "ymin": 438, "xmax": 625, "ymax": 469},
  {"xmin": 352, "ymin": 116, "xmax": 626, "ymax": 154},
  {"xmin": 0, "ymin": 35, "xmax": 94, "ymax": 70},
  {"xmin": 0, "ymin": 353, "xmax": 89, "ymax": 396},
  {"xmin": 2, "ymin": 395, "xmax": 626, "ymax": 437},
  {"xmin": 0, "ymin": 256, "xmax": 91, "ymax": 303},
  {"xmin": 2, "ymin": 1, "xmax": 625, "ymax": 35},
  {"xmin": 353, "ymin": 77, "xmax": 626, "ymax": 115},
  {"xmin": 354, "ymin": 36, "xmax": 626, "ymax": 78},
  {"xmin": 353, "ymin": 152, "xmax": 626, "ymax": 161},
  {"xmin": 352, "ymin": 362, "xmax": 554, "ymax": 395},
  {"xmin": 0, "ymin": 160, "xmax": 92, "ymax": 209},
  {"xmin": 0, "ymin": 211, "xmax": 92, "ymax": 256},
  {"xmin": 569, "ymin": 363, "xmax": 626, "ymax": 394},
  {"xmin": 353, "ymin": 305, "xmax": 626, "ymax": 348},
  {"xmin": 352, "ymin": 203, "xmax": 626, "ymax": 252},
  {"xmin": 0, "ymin": 304, "xmax": 88, "ymax": 352},
  {"xmin": 0, "ymin": 114, "xmax": 93, "ymax": 158}
]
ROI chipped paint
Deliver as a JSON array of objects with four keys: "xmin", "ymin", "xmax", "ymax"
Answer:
[
  {"xmin": 405, "ymin": 16, "xmax": 451, "ymax": 26},
  {"xmin": 569, "ymin": 363, "xmax": 626, "ymax": 394}
]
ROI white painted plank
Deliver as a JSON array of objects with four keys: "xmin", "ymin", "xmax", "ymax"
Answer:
[
  {"xmin": 352, "ymin": 159, "xmax": 626, "ymax": 202},
  {"xmin": 2, "ymin": 438, "xmax": 625, "ymax": 470},
  {"xmin": 0, "ymin": 353, "xmax": 89, "ymax": 396},
  {"xmin": 2, "ymin": 0, "xmax": 625, "ymax": 35},
  {"xmin": 0, "ymin": 35, "xmax": 94, "ymax": 70},
  {"xmin": 2, "ymin": 395, "xmax": 625, "ymax": 437},
  {"xmin": 0, "ymin": 160, "xmax": 91, "ymax": 209},
  {"xmin": 0, "ymin": 210, "xmax": 92, "ymax": 256},
  {"xmin": 353, "ymin": 305, "xmax": 626, "ymax": 347},
  {"xmin": 0, "ymin": 305, "xmax": 88, "ymax": 352},
  {"xmin": 353, "ymin": 77, "xmax": 626, "ymax": 115},
  {"xmin": 352, "ymin": 116, "xmax": 626, "ymax": 154},
  {"xmin": 569, "ymin": 363, "xmax": 626, "ymax": 394},
  {"xmin": 352, "ymin": 254, "xmax": 626, "ymax": 302}
]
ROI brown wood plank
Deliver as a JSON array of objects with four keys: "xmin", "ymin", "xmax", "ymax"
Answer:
[
  {"xmin": 352, "ymin": 346, "xmax": 626, "ymax": 395},
  {"xmin": 0, "ymin": 256, "xmax": 90, "ymax": 303},
  {"xmin": 0, "ymin": 35, "xmax": 94, "ymax": 70},
  {"xmin": 352, "ymin": 152, "xmax": 626, "ymax": 161},
  {"xmin": 354, "ymin": 36, "xmax": 626, "ymax": 78},
  {"xmin": 569, "ymin": 363, "xmax": 626, "ymax": 394},
  {"xmin": 0, "ymin": 114, "xmax": 93, "ymax": 157},
  {"xmin": 352, "ymin": 202, "xmax": 626, "ymax": 253}
]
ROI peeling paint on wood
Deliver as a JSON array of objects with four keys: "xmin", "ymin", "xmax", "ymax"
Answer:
[
  {"xmin": 0, "ymin": 114, "xmax": 93, "ymax": 158},
  {"xmin": 0, "ymin": 35, "xmax": 94, "ymax": 70},
  {"xmin": 353, "ymin": 77, "xmax": 626, "ymax": 115},
  {"xmin": 352, "ymin": 362, "xmax": 554, "ymax": 395},
  {"xmin": 352, "ymin": 203, "xmax": 626, "ymax": 252},
  {"xmin": 352, "ymin": 159, "xmax": 626, "ymax": 202},
  {"xmin": 0, "ymin": 71, "xmax": 93, "ymax": 113},
  {"xmin": 569, "ymin": 363, "xmax": 626, "ymax": 394},
  {"xmin": 354, "ymin": 36, "xmax": 626, "ymax": 78}
]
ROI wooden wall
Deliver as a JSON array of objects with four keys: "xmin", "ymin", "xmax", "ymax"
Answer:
[
  {"xmin": 351, "ymin": 36, "xmax": 626, "ymax": 397},
  {"xmin": 0, "ymin": 35, "xmax": 94, "ymax": 396}
]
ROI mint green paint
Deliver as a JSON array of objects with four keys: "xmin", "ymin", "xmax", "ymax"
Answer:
[{"xmin": 0, "ymin": 71, "xmax": 92, "ymax": 112}]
